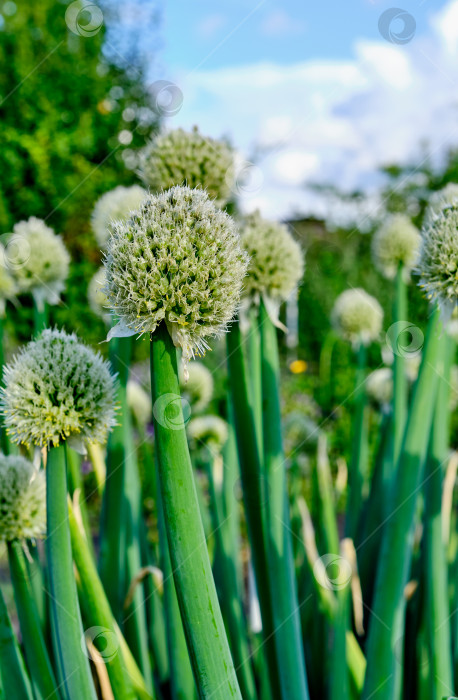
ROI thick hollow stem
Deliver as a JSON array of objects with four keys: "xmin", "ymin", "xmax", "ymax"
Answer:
[
  {"xmin": 259, "ymin": 300, "xmax": 310, "ymax": 700},
  {"xmin": 8, "ymin": 540, "xmax": 58, "ymax": 700},
  {"xmin": 392, "ymin": 265, "xmax": 408, "ymax": 465},
  {"xmin": 423, "ymin": 335, "xmax": 454, "ymax": 699},
  {"xmin": 362, "ymin": 307, "xmax": 443, "ymax": 700},
  {"xmin": 99, "ymin": 335, "xmax": 132, "ymax": 618},
  {"xmin": 226, "ymin": 322, "xmax": 283, "ymax": 698},
  {"xmin": 150, "ymin": 323, "xmax": 241, "ymax": 700},
  {"xmin": 155, "ymin": 453, "xmax": 196, "ymax": 700},
  {"xmin": 346, "ymin": 342, "xmax": 368, "ymax": 539},
  {"xmin": 67, "ymin": 498, "xmax": 141, "ymax": 700},
  {"xmin": 46, "ymin": 443, "xmax": 97, "ymax": 700},
  {"xmin": 0, "ymin": 585, "xmax": 34, "ymax": 699}
]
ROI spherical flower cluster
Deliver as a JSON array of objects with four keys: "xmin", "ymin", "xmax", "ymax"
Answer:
[
  {"xmin": 0, "ymin": 455, "xmax": 46, "ymax": 542},
  {"xmin": 104, "ymin": 186, "xmax": 249, "ymax": 358},
  {"xmin": 179, "ymin": 361, "xmax": 214, "ymax": 413},
  {"xmin": 241, "ymin": 211, "xmax": 304, "ymax": 305},
  {"xmin": 332, "ymin": 288, "xmax": 383, "ymax": 347},
  {"xmin": 7, "ymin": 217, "xmax": 70, "ymax": 309},
  {"xmin": 139, "ymin": 127, "xmax": 234, "ymax": 206},
  {"xmin": 0, "ymin": 244, "xmax": 17, "ymax": 317},
  {"xmin": 187, "ymin": 415, "xmax": 228, "ymax": 452},
  {"xmin": 423, "ymin": 183, "xmax": 458, "ymax": 228},
  {"xmin": 91, "ymin": 185, "xmax": 146, "ymax": 248},
  {"xmin": 1, "ymin": 329, "xmax": 116, "ymax": 449},
  {"xmin": 366, "ymin": 368, "xmax": 393, "ymax": 408},
  {"xmin": 127, "ymin": 380, "xmax": 151, "ymax": 427},
  {"xmin": 416, "ymin": 204, "xmax": 458, "ymax": 315},
  {"xmin": 371, "ymin": 214, "xmax": 421, "ymax": 279},
  {"xmin": 88, "ymin": 267, "xmax": 110, "ymax": 323}
]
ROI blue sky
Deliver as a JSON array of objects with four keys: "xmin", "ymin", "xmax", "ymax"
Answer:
[{"xmin": 155, "ymin": 0, "xmax": 458, "ymax": 223}]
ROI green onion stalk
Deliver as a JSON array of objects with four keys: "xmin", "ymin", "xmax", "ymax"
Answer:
[
  {"xmin": 422, "ymin": 333, "xmax": 455, "ymax": 699},
  {"xmin": 99, "ymin": 334, "xmax": 131, "ymax": 618},
  {"xmin": 155, "ymin": 453, "xmax": 196, "ymax": 700},
  {"xmin": 8, "ymin": 540, "xmax": 59, "ymax": 700},
  {"xmin": 0, "ymin": 586, "xmax": 34, "ymax": 700},
  {"xmin": 101, "ymin": 185, "xmax": 253, "ymax": 699},
  {"xmin": 345, "ymin": 342, "xmax": 368, "ymax": 540},
  {"xmin": 68, "ymin": 496, "xmax": 148, "ymax": 700},
  {"xmin": 227, "ymin": 322, "xmax": 283, "ymax": 699},
  {"xmin": 391, "ymin": 264, "xmax": 408, "ymax": 465},
  {"xmin": 330, "ymin": 288, "xmax": 383, "ymax": 541},
  {"xmin": 259, "ymin": 299, "xmax": 310, "ymax": 700},
  {"xmin": 150, "ymin": 324, "xmax": 242, "ymax": 699},
  {"xmin": 201, "ymin": 442, "xmax": 258, "ymax": 700},
  {"xmin": 362, "ymin": 307, "xmax": 443, "ymax": 700},
  {"xmin": 47, "ymin": 445, "xmax": 97, "ymax": 700}
]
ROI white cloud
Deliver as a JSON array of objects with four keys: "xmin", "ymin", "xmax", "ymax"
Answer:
[
  {"xmin": 431, "ymin": 0, "xmax": 458, "ymax": 54},
  {"xmin": 168, "ymin": 0, "xmax": 458, "ymax": 223}
]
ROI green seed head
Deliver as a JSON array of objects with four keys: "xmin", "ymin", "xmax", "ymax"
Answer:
[
  {"xmin": 104, "ymin": 186, "xmax": 248, "ymax": 358},
  {"xmin": 332, "ymin": 288, "xmax": 383, "ymax": 347},
  {"xmin": 372, "ymin": 214, "xmax": 421, "ymax": 279},
  {"xmin": 139, "ymin": 127, "xmax": 234, "ymax": 206},
  {"xmin": 180, "ymin": 361, "xmax": 214, "ymax": 413},
  {"xmin": 8, "ymin": 217, "xmax": 70, "ymax": 309},
  {"xmin": 241, "ymin": 211, "xmax": 304, "ymax": 304},
  {"xmin": 423, "ymin": 183, "xmax": 458, "ymax": 228},
  {"xmin": 416, "ymin": 204, "xmax": 458, "ymax": 315},
  {"xmin": 88, "ymin": 267, "xmax": 110, "ymax": 323},
  {"xmin": 127, "ymin": 380, "xmax": 151, "ymax": 427},
  {"xmin": 1, "ymin": 328, "xmax": 116, "ymax": 449},
  {"xmin": 91, "ymin": 185, "xmax": 146, "ymax": 248},
  {"xmin": 366, "ymin": 368, "xmax": 393, "ymax": 408},
  {"xmin": 187, "ymin": 415, "xmax": 228, "ymax": 452},
  {"xmin": 0, "ymin": 455, "xmax": 46, "ymax": 542}
]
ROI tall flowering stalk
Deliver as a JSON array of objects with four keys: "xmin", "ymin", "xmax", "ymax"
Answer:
[
  {"xmin": 1, "ymin": 329, "xmax": 116, "ymax": 700},
  {"xmin": 363, "ymin": 203, "xmax": 458, "ymax": 700},
  {"xmin": 331, "ymin": 287, "xmax": 383, "ymax": 537},
  {"xmin": 0, "ymin": 454, "xmax": 58, "ymax": 700},
  {"xmin": 104, "ymin": 185, "xmax": 245, "ymax": 699},
  {"xmin": 236, "ymin": 212, "xmax": 308, "ymax": 700},
  {"xmin": 372, "ymin": 214, "xmax": 421, "ymax": 465}
]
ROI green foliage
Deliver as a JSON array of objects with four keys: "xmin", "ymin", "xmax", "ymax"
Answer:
[{"xmin": 0, "ymin": 0, "xmax": 158, "ymax": 347}]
